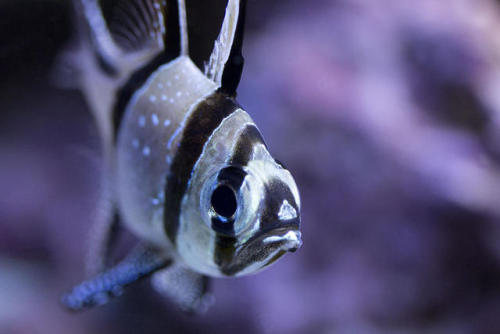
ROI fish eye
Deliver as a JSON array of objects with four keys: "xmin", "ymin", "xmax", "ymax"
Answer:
[{"xmin": 211, "ymin": 185, "xmax": 237, "ymax": 219}]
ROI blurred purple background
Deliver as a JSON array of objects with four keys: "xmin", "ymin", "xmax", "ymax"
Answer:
[{"xmin": 2, "ymin": 0, "xmax": 500, "ymax": 333}]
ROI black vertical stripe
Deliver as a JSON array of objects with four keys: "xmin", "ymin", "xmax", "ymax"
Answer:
[
  {"xmin": 213, "ymin": 234, "xmax": 238, "ymax": 271},
  {"xmin": 164, "ymin": 0, "xmax": 181, "ymax": 58},
  {"xmin": 112, "ymin": 52, "xmax": 171, "ymax": 137},
  {"xmin": 216, "ymin": 166, "xmax": 247, "ymax": 190},
  {"xmin": 229, "ymin": 124, "xmax": 265, "ymax": 166},
  {"xmin": 259, "ymin": 179, "xmax": 300, "ymax": 233},
  {"xmin": 163, "ymin": 92, "xmax": 239, "ymax": 243},
  {"xmin": 213, "ymin": 124, "xmax": 265, "ymax": 271}
]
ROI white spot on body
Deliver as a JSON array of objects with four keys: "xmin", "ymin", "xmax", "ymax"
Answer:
[
  {"xmin": 165, "ymin": 155, "xmax": 172, "ymax": 164},
  {"xmin": 161, "ymin": 94, "xmax": 167, "ymax": 101},
  {"xmin": 167, "ymin": 81, "xmax": 172, "ymax": 87},
  {"xmin": 174, "ymin": 74, "xmax": 180, "ymax": 80},
  {"xmin": 157, "ymin": 82, "xmax": 164, "ymax": 89},
  {"xmin": 152, "ymin": 197, "xmax": 160, "ymax": 205},
  {"xmin": 138, "ymin": 115, "xmax": 146, "ymax": 127},
  {"xmin": 176, "ymin": 91, "xmax": 182, "ymax": 98},
  {"xmin": 278, "ymin": 200, "xmax": 297, "ymax": 221},
  {"xmin": 151, "ymin": 113, "xmax": 159, "ymax": 126},
  {"xmin": 149, "ymin": 95, "xmax": 157, "ymax": 103},
  {"xmin": 169, "ymin": 98, "xmax": 175, "ymax": 104},
  {"xmin": 163, "ymin": 119, "xmax": 171, "ymax": 127},
  {"xmin": 143, "ymin": 146, "xmax": 151, "ymax": 156}
]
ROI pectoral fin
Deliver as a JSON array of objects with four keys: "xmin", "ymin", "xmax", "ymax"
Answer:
[{"xmin": 61, "ymin": 245, "xmax": 171, "ymax": 311}]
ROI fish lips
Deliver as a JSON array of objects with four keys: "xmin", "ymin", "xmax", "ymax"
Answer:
[
  {"xmin": 261, "ymin": 228, "xmax": 303, "ymax": 252},
  {"xmin": 243, "ymin": 218, "xmax": 302, "ymax": 255},
  {"xmin": 220, "ymin": 223, "xmax": 302, "ymax": 276}
]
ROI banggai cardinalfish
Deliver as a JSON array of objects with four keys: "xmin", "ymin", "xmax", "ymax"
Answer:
[{"xmin": 61, "ymin": 0, "xmax": 302, "ymax": 312}]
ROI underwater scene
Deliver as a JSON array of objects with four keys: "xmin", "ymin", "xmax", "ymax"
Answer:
[{"xmin": 1, "ymin": 0, "xmax": 500, "ymax": 333}]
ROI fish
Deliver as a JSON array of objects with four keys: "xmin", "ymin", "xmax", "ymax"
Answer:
[{"xmin": 61, "ymin": 0, "xmax": 302, "ymax": 312}]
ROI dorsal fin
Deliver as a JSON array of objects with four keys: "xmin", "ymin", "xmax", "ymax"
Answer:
[
  {"xmin": 178, "ymin": 0, "xmax": 189, "ymax": 56},
  {"xmin": 204, "ymin": 0, "xmax": 247, "ymax": 96},
  {"xmin": 79, "ymin": 0, "xmax": 122, "ymax": 68},
  {"xmin": 78, "ymin": 0, "xmax": 188, "ymax": 76},
  {"xmin": 161, "ymin": 0, "xmax": 189, "ymax": 58},
  {"xmin": 105, "ymin": 0, "xmax": 166, "ymax": 52}
]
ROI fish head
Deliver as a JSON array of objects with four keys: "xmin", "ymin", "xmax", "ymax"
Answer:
[
  {"xmin": 209, "ymin": 159, "xmax": 302, "ymax": 277},
  {"xmin": 178, "ymin": 106, "xmax": 301, "ymax": 277}
]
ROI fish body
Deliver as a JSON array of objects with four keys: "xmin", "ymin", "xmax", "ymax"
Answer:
[
  {"xmin": 117, "ymin": 56, "xmax": 216, "ymax": 249},
  {"xmin": 62, "ymin": 0, "xmax": 302, "ymax": 311}
]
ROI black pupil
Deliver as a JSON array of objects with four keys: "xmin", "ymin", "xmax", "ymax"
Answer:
[{"xmin": 211, "ymin": 185, "xmax": 237, "ymax": 218}]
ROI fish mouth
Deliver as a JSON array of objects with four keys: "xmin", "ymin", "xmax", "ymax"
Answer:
[
  {"xmin": 262, "ymin": 229, "xmax": 303, "ymax": 252},
  {"xmin": 227, "ymin": 227, "xmax": 302, "ymax": 275},
  {"xmin": 218, "ymin": 225, "xmax": 302, "ymax": 277},
  {"xmin": 240, "ymin": 225, "xmax": 302, "ymax": 256}
]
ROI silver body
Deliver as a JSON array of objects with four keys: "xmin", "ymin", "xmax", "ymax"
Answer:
[
  {"xmin": 117, "ymin": 56, "xmax": 216, "ymax": 248},
  {"xmin": 62, "ymin": 0, "xmax": 302, "ymax": 311}
]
